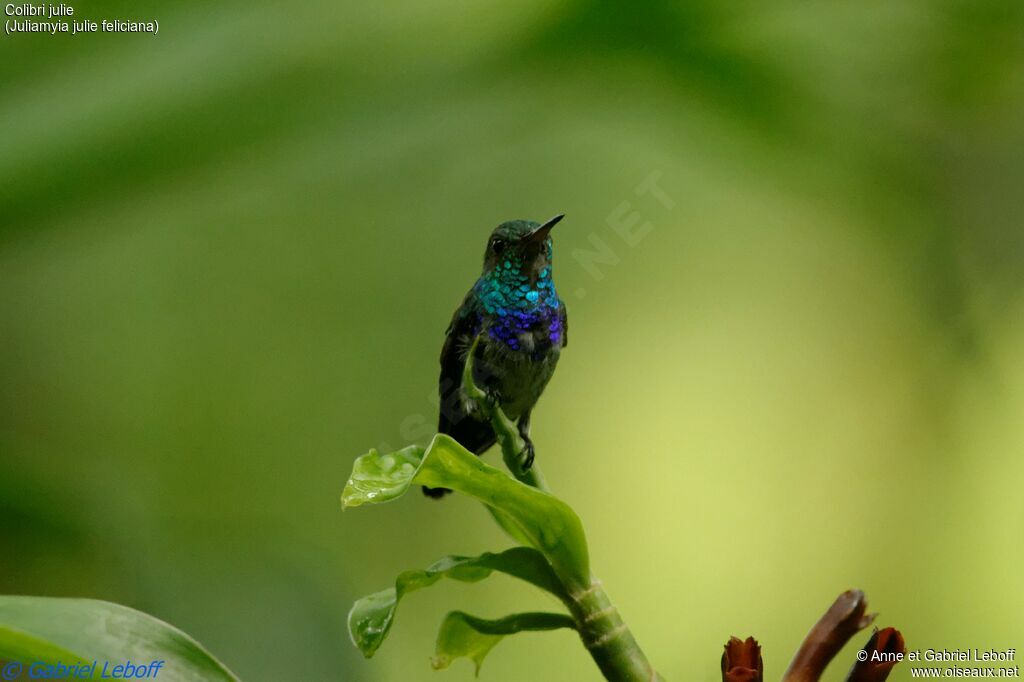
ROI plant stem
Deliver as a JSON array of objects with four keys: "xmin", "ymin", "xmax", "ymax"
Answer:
[
  {"xmin": 462, "ymin": 336, "xmax": 661, "ymax": 682},
  {"xmin": 782, "ymin": 590, "xmax": 876, "ymax": 682},
  {"xmin": 568, "ymin": 580, "xmax": 663, "ymax": 682},
  {"xmin": 721, "ymin": 636, "xmax": 763, "ymax": 682}
]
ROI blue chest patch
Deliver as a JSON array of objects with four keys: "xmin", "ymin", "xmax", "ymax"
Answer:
[{"xmin": 471, "ymin": 260, "xmax": 561, "ymax": 351}]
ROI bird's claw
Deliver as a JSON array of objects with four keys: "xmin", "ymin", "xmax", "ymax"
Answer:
[
  {"xmin": 461, "ymin": 396, "xmax": 482, "ymax": 418},
  {"xmin": 461, "ymin": 387, "xmax": 501, "ymax": 421},
  {"xmin": 483, "ymin": 387, "xmax": 501, "ymax": 410},
  {"xmin": 518, "ymin": 440, "xmax": 535, "ymax": 472}
]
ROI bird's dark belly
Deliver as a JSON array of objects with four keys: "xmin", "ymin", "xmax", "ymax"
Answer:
[{"xmin": 474, "ymin": 334, "xmax": 561, "ymax": 419}]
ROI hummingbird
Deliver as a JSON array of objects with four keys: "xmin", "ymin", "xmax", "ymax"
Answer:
[{"xmin": 425, "ymin": 215, "xmax": 568, "ymax": 498}]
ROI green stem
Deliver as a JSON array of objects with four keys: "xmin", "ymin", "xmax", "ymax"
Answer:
[
  {"xmin": 568, "ymin": 581, "xmax": 663, "ymax": 682},
  {"xmin": 462, "ymin": 336, "xmax": 661, "ymax": 682}
]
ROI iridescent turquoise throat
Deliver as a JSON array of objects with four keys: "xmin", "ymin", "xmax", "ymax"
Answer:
[{"xmin": 474, "ymin": 256, "xmax": 562, "ymax": 349}]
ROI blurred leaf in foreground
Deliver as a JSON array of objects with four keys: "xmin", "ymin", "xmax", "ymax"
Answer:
[{"xmin": 0, "ymin": 597, "xmax": 238, "ymax": 682}]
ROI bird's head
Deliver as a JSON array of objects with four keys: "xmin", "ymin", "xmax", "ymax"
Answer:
[{"xmin": 482, "ymin": 214, "xmax": 563, "ymax": 279}]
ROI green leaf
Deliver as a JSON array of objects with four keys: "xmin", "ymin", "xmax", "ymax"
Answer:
[
  {"xmin": 342, "ymin": 434, "xmax": 591, "ymax": 592},
  {"xmin": 432, "ymin": 611, "xmax": 576, "ymax": 675},
  {"xmin": 348, "ymin": 548, "xmax": 567, "ymax": 658},
  {"xmin": 484, "ymin": 506, "xmax": 534, "ymax": 546},
  {"xmin": 0, "ymin": 596, "xmax": 238, "ymax": 682},
  {"xmin": 342, "ymin": 440, "xmax": 534, "ymax": 545},
  {"xmin": 341, "ymin": 444, "xmax": 424, "ymax": 507}
]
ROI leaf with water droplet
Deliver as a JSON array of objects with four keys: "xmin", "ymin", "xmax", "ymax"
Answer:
[
  {"xmin": 342, "ymin": 434, "xmax": 590, "ymax": 592},
  {"xmin": 341, "ymin": 445, "xmax": 424, "ymax": 508}
]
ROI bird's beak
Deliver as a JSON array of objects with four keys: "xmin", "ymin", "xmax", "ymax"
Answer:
[{"xmin": 526, "ymin": 214, "xmax": 564, "ymax": 242}]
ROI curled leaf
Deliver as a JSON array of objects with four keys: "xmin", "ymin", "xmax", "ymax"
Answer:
[
  {"xmin": 342, "ymin": 434, "xmax": 590, "ymax": 592},
  {"xmin": 342, "ymin": 444, "xmax": 424, "ymax": 507},
  {"xmin": 348, "ymin": 548, "xmax": 568, "ymax": 658},
  {"xmin": 432, "ymin": 611, "xmax": 576, "ymax": 675}
]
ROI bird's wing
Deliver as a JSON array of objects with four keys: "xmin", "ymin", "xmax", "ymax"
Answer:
[
  {"xmin": 437, "ymin": 292, "xmax": 481, "ymax": 432},
  {"xmin": 427, "ymin": 294, "xmax": 486, "ymax": 497},
  {"xmin": 437, "ymin": 294, "xmax": 497, "ymax": 454},
  {"xmin": 439, "ymin": 292, "xmax": 480, "ymax": 368}
]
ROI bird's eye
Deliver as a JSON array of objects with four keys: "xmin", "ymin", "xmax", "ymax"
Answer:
[{"xmin": 490, "ymin": 238, "xmax": 505, "ymax": 253}]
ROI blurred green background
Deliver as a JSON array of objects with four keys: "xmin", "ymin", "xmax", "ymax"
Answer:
[{"xmin": 2, "ymin": 1, "xmax": 1022, "ymax": 680}]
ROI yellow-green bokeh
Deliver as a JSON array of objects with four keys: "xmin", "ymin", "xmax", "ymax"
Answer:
[{"xmin": 2, "ymin": 1, "xmax": 1022, "ymax": 680}]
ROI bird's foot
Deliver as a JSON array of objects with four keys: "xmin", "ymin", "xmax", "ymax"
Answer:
[
  {"xmin": 461, "ymin": 387, "xmax": 501, "ymax": 420},
  {"xmin": 460, "ymin": 397, "xmax": 481, "ymax": 419},
  {"xmin": 517, "ymin": 438, "xmax": 535, "ymax": 472},
  {"xmin": 483, "ymin": 387, "xmax": 501, "ymax": 410}
]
